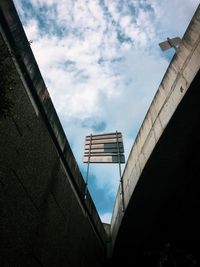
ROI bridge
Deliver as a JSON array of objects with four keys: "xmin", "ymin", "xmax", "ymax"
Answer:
[
  {"xmin": 110, "ymin": 4, "xmax": 200, "ymax": 266},
  {"xmin": 0, "ymin": 1, "xmax": 200, "ymax": 266}
]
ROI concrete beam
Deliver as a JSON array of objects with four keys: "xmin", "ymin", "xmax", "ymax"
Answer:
[{"xmin": 111, "ymin": 4, "xmax": 200, "ymax": 250}]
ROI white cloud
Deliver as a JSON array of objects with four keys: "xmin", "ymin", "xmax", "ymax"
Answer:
[
  {"xmin": 13, "ymin": 0, "xmax": 199, "ymax": 215},
  {"xmin": 24, "ymin": 19, "xmax": 39, "ymax": 41},
  {"xmin": 100, "ymin": 212, "xmax": 112, "ymax": 224},
  {"xmin": 30, "ymin": 0, "xmax": 56, "ymax": 7},
  {"xmin": 153, "ymin": 0, "xmax": 199, "ymax": 38},
  {"xmin": 105, "ymin": 1, "xmax": 120, "ymax": 22},
  {"xmin": 119, "ymin": 15, "xmax": 132, "ymax": 28}
]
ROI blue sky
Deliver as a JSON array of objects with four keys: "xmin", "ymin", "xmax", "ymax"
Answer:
[{"xmin": 13, "ymin": 0, "xmax": 199, "ymax": 223}]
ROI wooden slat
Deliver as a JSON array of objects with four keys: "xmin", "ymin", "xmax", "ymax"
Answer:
[
  {"xmin": 84, "ymin": 152, "xmax": 123, "ymax": 156},
  {"xmin": 85, "ymin": 138, "xmax": 122, "ymax": 145},
  {"xmin": 85, "ymin": 133, "xmax": 122, "ymax": 141},
  {"xmin": 83, "ymin": 155, "xmax": 125, "ymax": 163},
  {"xmin": 84, "ymin": 148, "xmax": 124, "ymax": 154},
  {"xmin": 86, "ymin": 132, "xmax": 121, "ymax": 138},
  {"xmin": 84, "ymin": 142, "xmax": 124, "ymax": 150}
]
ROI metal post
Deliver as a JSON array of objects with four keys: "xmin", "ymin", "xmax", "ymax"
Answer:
[
  {"xmin": 116, "ymin": 131, "xmax": 125, "ymax": 212},
  {"xmin": 84, "ymin": 134, "xmax": 92, "ymax": 199}
]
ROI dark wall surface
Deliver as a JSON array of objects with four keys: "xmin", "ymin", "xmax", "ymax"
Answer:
[
  {"xmin": 0, "ymin": 1, "xmax": 108, "ymax": 266},
  {"xmin": 111, "ymin": 69, "xmax": 200, "ymax": 267}
]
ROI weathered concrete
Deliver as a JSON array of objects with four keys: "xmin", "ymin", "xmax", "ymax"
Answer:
[
  {"xmin": 111, "ymin": 4, "xmax": 200, "ymax": 266},
  {"xmin": 0, "ymin": 1, "xmax": 108, "ymax": 266}
]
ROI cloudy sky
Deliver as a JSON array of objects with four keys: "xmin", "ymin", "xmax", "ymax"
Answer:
[{"xmin": 13, "ymin": 0, "xmax": 199, "ymax": 223}]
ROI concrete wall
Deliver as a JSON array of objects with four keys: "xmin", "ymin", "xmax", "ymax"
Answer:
[
  {"xmin": 0, "ymin": 1, "xmax": 108, "ymax": 266},
  {"xmin": 111, "ymin": 4, "xmax": 200, "ymax": 247}
]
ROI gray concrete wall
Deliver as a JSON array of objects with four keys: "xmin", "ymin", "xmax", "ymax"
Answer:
[
  {"xmin": 0, "ymin": 1, "xmax": 108, "ymax": 266},
  {"xmin": 111, "ymin": 4, "xmax": 200, "ymax": 248}
]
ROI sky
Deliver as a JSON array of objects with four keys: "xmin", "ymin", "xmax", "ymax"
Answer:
[{"xmin": 13, "ymin": 0, "xmax": 199, "ymax": 224}]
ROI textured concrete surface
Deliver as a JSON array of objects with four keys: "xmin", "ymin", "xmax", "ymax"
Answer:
[
  {"xmin": 111, "ymin": 4, "xmax": 200, "ymax": 266},
  {"xmin": 0, "ymin": 1, "xmax": 108, "ymax": 266}
]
